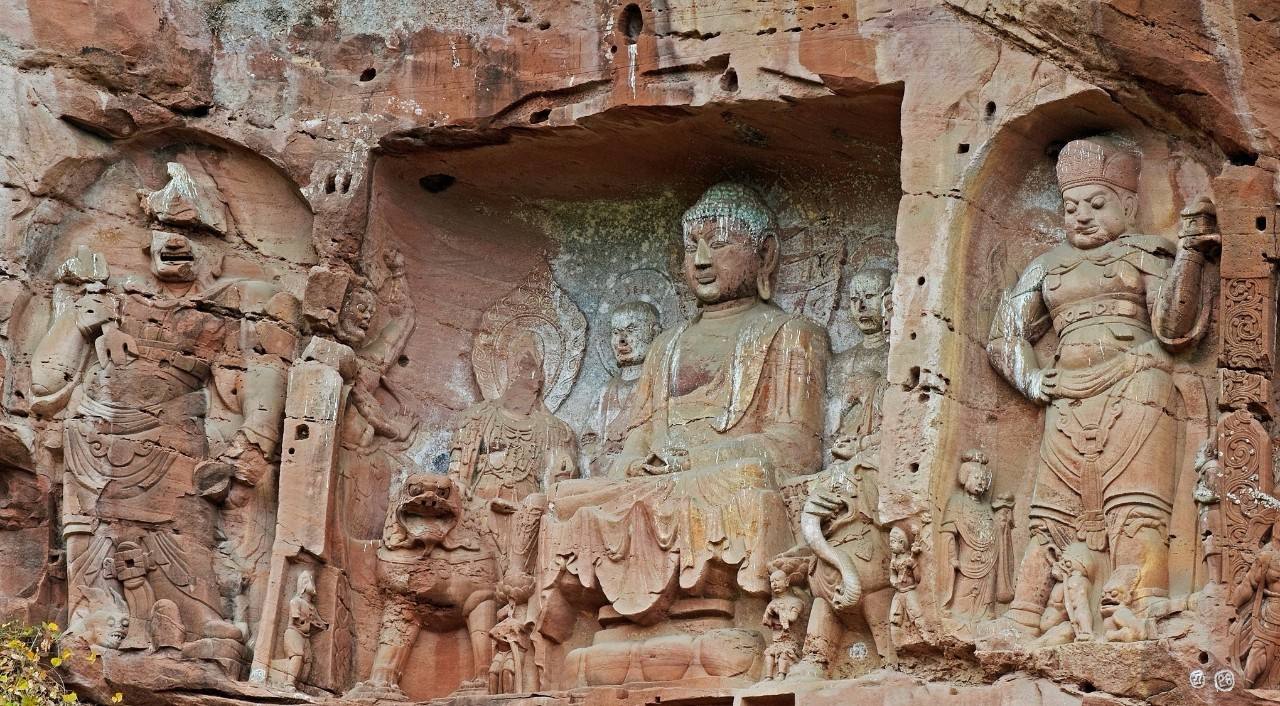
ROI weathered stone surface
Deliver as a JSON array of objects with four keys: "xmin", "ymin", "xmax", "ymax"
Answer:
[{"xmin": 1, "ymin": 0, "xmax": 1278, "ymax": 704}]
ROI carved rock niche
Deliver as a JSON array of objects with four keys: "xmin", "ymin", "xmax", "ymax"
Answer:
[
  {"xmin": 7, "ymin": 131, "xmax": 323, "ymax": 698},
  {"xmin": 363, "ymin": 89, "xmax": 904, "ymax": 699},
  {"xmin": 916, "ymin": 91, "xmax": 1228, "ymax": 688}
]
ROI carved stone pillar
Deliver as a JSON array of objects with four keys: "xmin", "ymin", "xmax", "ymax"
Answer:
[
  {"xmin": 1212, "ymin": 165, "xmax": 1279, "ymax": 594},
  {"xmin": 249, "ymin": 337, "xmax": 356, "ymax": 689}
]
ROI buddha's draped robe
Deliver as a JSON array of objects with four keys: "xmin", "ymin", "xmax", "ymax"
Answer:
[{"xmin": 540, "ymin": 301, "xmax": 827, "ymax": 622}]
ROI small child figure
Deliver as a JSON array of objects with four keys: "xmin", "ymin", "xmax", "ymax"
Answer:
[
  {"xmin": 1061, "ymin": 558, "xmax": 1094, "ymax": 641},
  {"xmin": 888, "ymin": 526, "xmax": 931, "ymax": 646},
  {"xmin": 488, "ymin": 570, "xmax": 536, "ymax": 694},
  {"xmin": 488, "ymin": 606, "xmax": 530, "ymax": 694},
  {"xmin": 762, "ymin": 568, "xmax": 807, "ymax": 680},
  {"xmin": 1036, "ymin": 543, "xmax": 1096, "ymax": 647}
]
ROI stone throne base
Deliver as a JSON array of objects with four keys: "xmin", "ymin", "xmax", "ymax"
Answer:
[
  {"xmin": 69, "ymin": 637, "xmax": 1280, "ymax": 706},
  {"xmin": 332, "ymin": 671, "xmax": 1190, "ymax": 706},
  {"xmin": 564, "ymin": 597, "xmax": 763, "ymax": 687}
]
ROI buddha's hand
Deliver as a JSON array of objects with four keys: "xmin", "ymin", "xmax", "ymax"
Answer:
[
  {"xmin": 635, "ymin": 450, "xmax": 682, "ymax": 476},
  {"xmin": 1028, "ymin": 368, "xmax": 1058, "ymax": 404}
]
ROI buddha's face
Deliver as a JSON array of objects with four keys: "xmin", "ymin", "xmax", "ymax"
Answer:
[
  {"xmin": 149, "ymin": 230, "xmax": 200, "ymax": 282},
  {"xmin": 962, "ymin": 464, "xmax": 990, "ymax": 497},
  {"xmin": 610, "ymin": 304, "xmax": 659, "ymax": 368},
  {"xmin": 682, "ymin": 219, "xmax": 767, "ymax": 306},
  {"xmin": 1062, "ymin": 184, "xmax": 1134, "ymax": 249},
  {"xmin": 848, "ymin": 270, "xmax": 892, "ymax": 335}
]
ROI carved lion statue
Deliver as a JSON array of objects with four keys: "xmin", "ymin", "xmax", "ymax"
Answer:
[{"xmin": 346, "ymin": 474, "xmax": 499, "ymax": 700}]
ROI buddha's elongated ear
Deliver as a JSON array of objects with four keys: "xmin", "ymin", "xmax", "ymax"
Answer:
[{"xmin": 757, "ymin": 234, "xmax": 779, "ymax": 301}]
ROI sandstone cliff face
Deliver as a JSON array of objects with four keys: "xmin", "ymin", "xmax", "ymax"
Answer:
[{"xmin": 0, "ymin": 1, "xmax": 1276, "ymax": 704}]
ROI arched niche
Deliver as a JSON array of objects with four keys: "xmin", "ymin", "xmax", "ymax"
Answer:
[
  {"xmin": 362, "ymin": 86, "xmax": 907, "ymax": 697},
  {"xmin": 20, "ymin": 130, "xmax": 316, "ymax": 289},
  {"xmin": 931, "ymin": 90, "xmax": 1225, "ymax": 625},
  {"xmin": 12, "ymin": 131, "xmax": 318, "ymax": 376}
]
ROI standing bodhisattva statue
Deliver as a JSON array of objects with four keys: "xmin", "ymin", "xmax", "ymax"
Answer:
[{"xmin": 987, "ymin": 137, "xmax": 1216, "ymax": 635}]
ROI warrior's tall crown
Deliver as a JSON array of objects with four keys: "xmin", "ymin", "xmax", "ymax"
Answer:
[{"xmin": 1055, "ymin": 138, "xmax": 1140, "ymax": 194}]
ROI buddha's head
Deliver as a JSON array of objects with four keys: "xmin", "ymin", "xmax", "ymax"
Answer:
[
  {"xmin": 681, "ymin": 182, "xmax": 779, "ymax": 307},
  {"xmin": 1056, "ymin": 138, "xmax": 1140, "ymax": 250},
  {"xmin": 610, "ymin": 301, "xmax": 661, "ymax": 368},
  {"xmin": 848, "ymin": 267, "xmax": 893, "ymax": 335}
]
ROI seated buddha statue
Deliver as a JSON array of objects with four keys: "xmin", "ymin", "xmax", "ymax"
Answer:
[{"xmin": 535, "ymin": 182, "xmax": 828, "ymax": 686}]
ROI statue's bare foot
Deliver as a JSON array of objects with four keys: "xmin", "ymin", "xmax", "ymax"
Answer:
[
  {"xmin": 784, "ymin": 658, "xmax": 827, "ymax": 681},
  {"xmin": 451, "ymin": 677, "xmax": 488, "ymax": 695},
  {"xmin": 344, "ymin": 681, "xmax": 409, "ymax": 702},
  {"xmin": 974, "ymin": 616, "xmax": 1037, "ymax": 652}
]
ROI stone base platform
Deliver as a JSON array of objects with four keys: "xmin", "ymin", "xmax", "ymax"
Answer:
[
  {"xmin": 324, "ymin": 671, "xmax": 1157, "ymax": 706},
  {"xmin": 403, "ymin": 675, "xmax": 1280, "ymax": 706},
  {"xmin": 62, "ymin": 669, "xmax": 1280, "ymax": 706},
  {"xmin": 67, "ymin": 638, "xmax": 1280, "ymax": 706}
]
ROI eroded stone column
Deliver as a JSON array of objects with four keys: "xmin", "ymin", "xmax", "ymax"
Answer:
[{"xmin": 249, "ymin": 337, "xmax": 356, "ymax": 689}]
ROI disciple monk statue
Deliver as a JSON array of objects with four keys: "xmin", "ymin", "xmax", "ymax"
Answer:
[
  {"xmin": 537, "ymin": 182, "xmax": 828, "ymax": 684},
  {"xmin": 987, "ymin": 137, "xmax": 1216, "ymax": 636},
  {"xmin": 581, "ymin": 300, "xmax": 662, "ymax": 476},
  {"xmin": 830, "ymin": 266, "xmax": 893, "ymax": 446}
]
